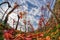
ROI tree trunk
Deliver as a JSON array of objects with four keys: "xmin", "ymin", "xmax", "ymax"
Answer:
[
  {"xmin": 0, "ymin": 2, "xmax": 11, "ymax": 21},
  {"xmin": 3, "ymin": 3, "xmax": 19, "ymax": 25},
  {"xmin": 0, "ymin": 2, "xmax": 11, "ymax": 7},
  {"xmin": 2, "ymin": 8, "xmax": 9, "ymax": 21},
  {"xmin": 46, "ymin": 4, "xmax": 60, "ymax": 24},
  {"xmin": 15, "ymin": 15, "xmax": 20, "ymax": 30}
]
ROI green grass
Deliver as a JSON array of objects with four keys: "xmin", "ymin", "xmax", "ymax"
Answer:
[{"xmin": 0, "ymin": 30, "xmax": 4, "ymax": 40}]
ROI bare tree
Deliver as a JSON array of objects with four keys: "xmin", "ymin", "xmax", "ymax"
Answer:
[
  {"xmin": 15, "ymin": 14, "xmax": 20, "ymax": 30},
  {"xmin": 15, "ymin": 12, "xmax": 27, "ymax": 31},
  {"xmin": 46, "ymin": 2, "xmax": 60, "ymax": 24},
  {"xmin": 0, "ymin": 2, "xmax": 11, "ymax": 20},
  {"xmin": 28, "ymin": 21, "xmax": 34, "ymax": 32},
  {"xmin": 3, "ymin": 3, "xmax": 19, "ymax": 25},
  {"xmin": 0, "ymin": 2, "xmax": 11, "ymax": 7}
]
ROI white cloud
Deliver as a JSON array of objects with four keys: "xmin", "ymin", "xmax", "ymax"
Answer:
[{"xmin": 0, "ymin": 0, "xmax": 56, "ymax": 32}]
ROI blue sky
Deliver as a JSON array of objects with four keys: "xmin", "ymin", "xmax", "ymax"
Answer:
[
  {"xmin": 0, "ymin": 0, "xmax": 56, "ymax": 30},
  {"xmin": 0, "ymin": 0, "xmax": 56, "ymax": 10},
  {"xmin": 0, "ymin": 0, "xmax": 2, "ymax": 3},
  {"xmin": 26, "ymin": 1, "xmax": 38, "ymax": 11}
]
